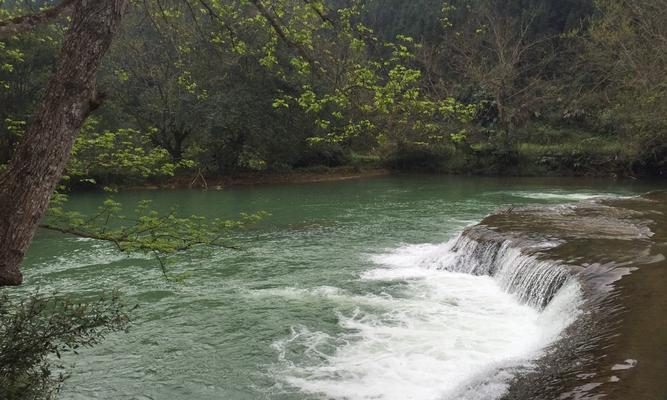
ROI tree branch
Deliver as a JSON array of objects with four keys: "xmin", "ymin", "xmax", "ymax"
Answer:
[
  {"xmin": 0, "ymin": 0, "xmax": 77, "ymax": 39},
  {"xmin": 249, "ymin": 0, "xmax": 317, "ymax": 66},
  {"xmin": 39, "ymin": 224, "xmax": 122, "ymax": 248}
]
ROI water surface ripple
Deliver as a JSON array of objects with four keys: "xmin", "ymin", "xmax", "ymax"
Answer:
[{"xmin": 17, "ymin": 176, "xmax": 664, "ymax": 399}]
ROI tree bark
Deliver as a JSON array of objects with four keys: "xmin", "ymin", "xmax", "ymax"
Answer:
[{"xmin": 0, "ymin": 0, "xmax": 128, "ymax": 286}]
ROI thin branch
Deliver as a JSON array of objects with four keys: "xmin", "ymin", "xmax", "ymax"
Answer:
[
  {"xmin": 39, "ymin": 223, "xmax": 122, "ymax": 248},
  {"xmin": 249, "ymin": 0, "xmax": 317, "ymax": 66},
  {"xmin": 198, "ymin": 0, "xmax": 239, "ymax": 42},
  {"xmin": 303, "ymin": 0, "xmax": 336, "ymax": 28}
]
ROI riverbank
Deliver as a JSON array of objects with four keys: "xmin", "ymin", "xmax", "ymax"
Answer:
[
  {"xmin": 383, "ymin": 140, "xmax": 665, "ymax": 179},
  {"xmin": 87, "ymin": 146, "xmax": 665, "ymax": 193},
  {"xmin": 138, "ymin": 167, "xmax": 661, "ymax": 192},
  {"xmin": 126, "ymin": 166, "xmax": 392, "ymax": 190}
]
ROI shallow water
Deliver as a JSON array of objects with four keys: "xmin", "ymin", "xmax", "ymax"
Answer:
[{"xmin": 16, "ymin": 176, "xmax": 666, "ymax": 399}]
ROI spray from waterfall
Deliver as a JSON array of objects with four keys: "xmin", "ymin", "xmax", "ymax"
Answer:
[{"xmin": 440, "ymin": 233, "xmax": 572, "ymax": 309}]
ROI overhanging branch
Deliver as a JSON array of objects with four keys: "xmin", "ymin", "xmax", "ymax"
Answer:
[
  {"xmin": 0, "ymin": 0, "xmax": 77, "ymax": 39},
  {"xmin": 249, "ymin": 0, "xmax": 317, "ymax": 67}
]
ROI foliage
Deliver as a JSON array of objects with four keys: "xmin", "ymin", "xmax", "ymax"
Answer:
[
  {"xmin": 253, "ymin": 1, "xmax": 475, "ymax": 146},
  {"xmin": 0, "ymin": 291, "xmax": 131, "ymax": 400},
  {"xmin": 94, "ymin": 0, "xmax": 477, "ymax": 173},
  {"xmin": 0, "ymin": 3, "xmax": 63, "ymax": 164},
  {"xmin": 579, "ymin": 0, "xmax": 667, "ymax": 175},
  {"xmin": 44, "ymin": 195, "xmax": 266, "ymax": 279},
  {"xmin": 2, "ymin": 0, "xmax": 666, "ymax": 179},
  {"xmin": 65, "ymin": 118, "xmax": 194, "ymax": 186}
]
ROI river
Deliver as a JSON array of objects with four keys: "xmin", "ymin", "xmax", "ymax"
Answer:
[{"xmin": 17, "ymin": 176, "xmax": 667, "ymax": 399}]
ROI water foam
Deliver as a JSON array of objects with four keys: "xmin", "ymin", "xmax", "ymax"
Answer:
[
  {"xmin": 274, "ymin": 235, "xmax": 583, "ymax": 400},
  {"xmin": 505, "ymin": 191, "xmax": 630, "ymax": 201},
  {"xmin": 366, "ymin": 235, "xmax": 570, "ymax": 309}
]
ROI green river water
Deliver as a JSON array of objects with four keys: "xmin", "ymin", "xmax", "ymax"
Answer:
[{"xmin": 16, "ymin": 176, "xmax": 666, "ymax": 400}]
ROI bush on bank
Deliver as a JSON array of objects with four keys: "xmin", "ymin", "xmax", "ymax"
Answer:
[{"xmin": 0, "ymin": 292, "xmax": 131, "ymax": 400}]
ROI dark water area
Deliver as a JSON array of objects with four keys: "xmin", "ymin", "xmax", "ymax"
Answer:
[{"xmin": 12, "ymin": 176, "xmax": 667, "ymax": 399}]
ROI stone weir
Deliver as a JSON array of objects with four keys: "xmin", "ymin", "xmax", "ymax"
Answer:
[{"xmin": 457, "ymin": 192, "xmax": 667, "ymax": 400}]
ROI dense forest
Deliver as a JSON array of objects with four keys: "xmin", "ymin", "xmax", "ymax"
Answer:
[{"xmin": 1, "ymin": 0, "xmax": 665, "ymax": 187}]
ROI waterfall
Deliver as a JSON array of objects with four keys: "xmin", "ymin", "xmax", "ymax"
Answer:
[
  {"xmin": 406, "ymin": 227, "xmax": 573, "ymax": 309},
  {"xmin": 279, "ymin": 225, "xmax": 585, "ymax": 400},
  {"xmin": 277, "ymin": 194, "xmax": 663, "ymax": 400}
]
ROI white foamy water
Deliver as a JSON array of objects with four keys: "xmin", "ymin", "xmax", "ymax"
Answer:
[
  {"xmin": 505, "ymin": 191, "xmax": 630, "ymax": 201},
  {"xmin": 274, "ymin": 241, "xmax": 583, "ymax": 400}
]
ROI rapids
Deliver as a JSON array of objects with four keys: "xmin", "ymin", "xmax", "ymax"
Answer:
[{"xmin": 12, "ymin": 176, "xmax": 666, "ymax": 399}]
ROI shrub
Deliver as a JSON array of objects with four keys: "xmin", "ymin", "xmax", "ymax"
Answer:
[{"xmin": 0, "ymin": 291, "xmax": 131, "ymax": 400}]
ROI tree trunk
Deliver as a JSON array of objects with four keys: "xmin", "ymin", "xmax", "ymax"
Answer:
[
  {"xmin": 0, "ymin": 0, "xmax": 128, "ymax": 286},
  {"xmin": 171, "ymin": 129, "xmax": 190, "ymax": 162}
]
